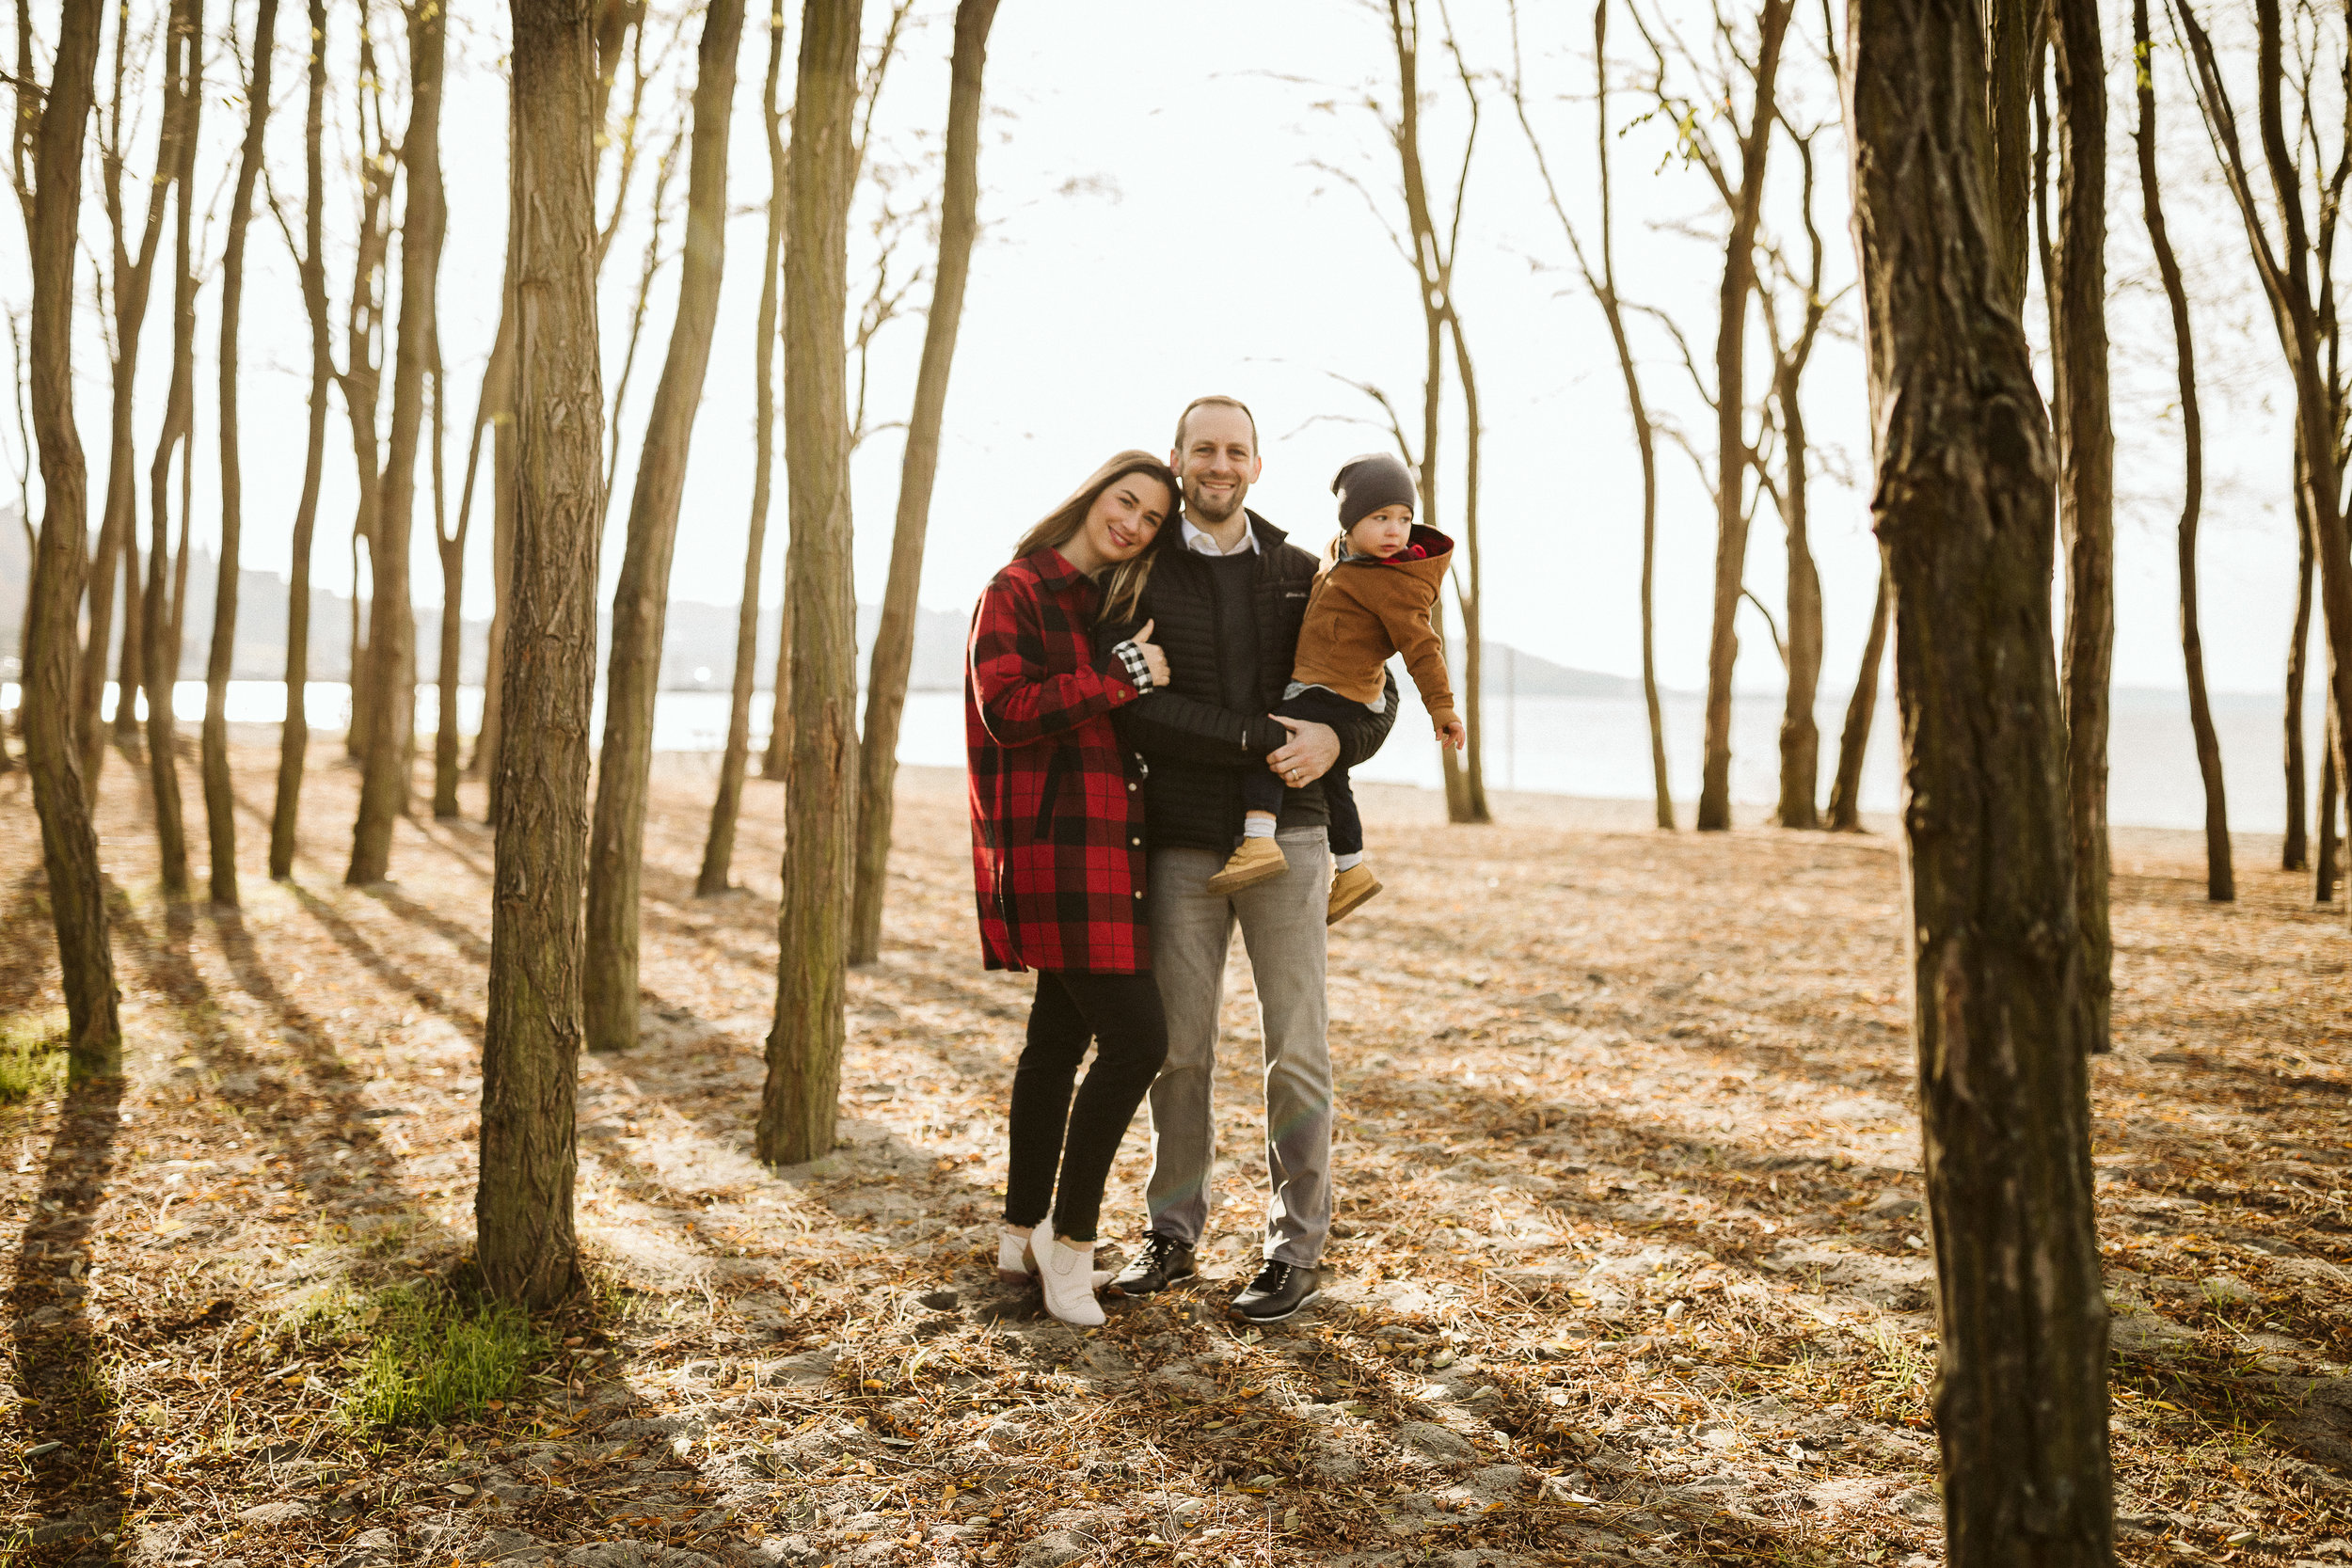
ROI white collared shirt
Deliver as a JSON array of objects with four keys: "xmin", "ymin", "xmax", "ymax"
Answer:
[{"xmin": 1182, "ymin": 515, "xmax": 1257, "ymax": 556}]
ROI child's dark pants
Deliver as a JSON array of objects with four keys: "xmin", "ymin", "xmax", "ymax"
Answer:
[{"xmin": 1241, "ymin": 686, "xmax": 1369, "ymax": 857}]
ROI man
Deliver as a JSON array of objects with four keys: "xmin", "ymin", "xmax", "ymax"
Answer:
[{"xmin": 1096, "ymin": 394, "xmax": 1398, "ymax": 1323}]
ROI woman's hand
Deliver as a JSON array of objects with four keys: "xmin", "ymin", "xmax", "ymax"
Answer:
[{"xmin": 1130, "ymin": 619, "xmax": 1170, "ymax": 688}]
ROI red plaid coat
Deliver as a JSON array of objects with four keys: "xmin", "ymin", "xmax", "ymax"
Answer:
[{"xmin": 965, "ymin": 546, "xmax": 1151, "ymax": 974}]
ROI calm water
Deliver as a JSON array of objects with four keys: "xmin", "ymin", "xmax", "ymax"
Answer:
[{"xmin": 21, "ymin": 676, "xmax": 2320, "ymax": 834}]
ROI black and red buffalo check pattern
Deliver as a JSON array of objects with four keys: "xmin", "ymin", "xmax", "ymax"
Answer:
[{"xmin": 964, "ymin": 546, "xmax": 1151, "ymax": 974}]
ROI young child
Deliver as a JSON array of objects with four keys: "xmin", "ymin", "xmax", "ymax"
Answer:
[{"xmin": 1208, "ymin": 451, "xmax": 1465, "ymax": 922}]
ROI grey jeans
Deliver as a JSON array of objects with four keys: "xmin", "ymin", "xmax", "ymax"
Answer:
[{"xmin": 1140, "ymin": 830, "xmax": 1332, "ymax": 1267}]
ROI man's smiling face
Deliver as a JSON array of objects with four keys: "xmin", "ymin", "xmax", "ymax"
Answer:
[{"xmin": 1171, "ymin": 402, "xmax": 1262, "ymax": 526}]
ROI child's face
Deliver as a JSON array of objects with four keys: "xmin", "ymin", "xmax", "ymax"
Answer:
[{"xmin": 1349, "ymin": 504, "xmax": 1414, "ymax": 558}]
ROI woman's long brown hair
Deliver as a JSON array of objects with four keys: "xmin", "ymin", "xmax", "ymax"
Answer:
[{"xmin": 1009, "ymin": 450, "xmax": 1180, "ymax": 624}]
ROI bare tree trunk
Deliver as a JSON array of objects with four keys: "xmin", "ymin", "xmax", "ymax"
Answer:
[
  {"xmin": 1511, "ymin": 0, "xmax": 1670, "ymax": 829},
  {"xmin": 341, "ymin": 12, "xmax": 394, "ymax": 766},
  {"xmin": 845, "ymin": 0, "xmax": 998, "ymax": 950},
  {"xmin": 585, "ymin": 0, "xmax": 746, "ymax": 1054},
  {"xmin": 760, "ymin": 0, "xmax": 864, "ymax": 1167},
  {"xmin": 79, "ymin": 6, "xmax": 174, "ymax": 790},
  {"xmin": 2177, "ymin": 0, "xmax": 2352, "ymax": 934},
  {"xmin": 142, "ymin": 0, "xmax": 201, "ymax": 901},
  {"xmin": 1774, "ymin": 363, "xmax": 1821, "ymax": 828},
  {"xmin": 699, "ymin": 8, "xmax": 791, "ymax": 900},
  {"xmin": 1694, "ymin": 0, "xmax": 1795, "ymax": 832},
  {"xmin": 271, "ymin": 0, "xmax": 332, "ymax": 880},
  {"xmin": 1984, "ymin": 0, "xmax": 2041, "ymax": 309},
  {"xmin": 2132, "ymin": 0, "xmax": 2228, "ymax": 901},
  {"xmin": 480, "ymin": 0, "xmax": 607, "ymax": 1311},
  {"xmin": 762, "ymin": 594, "xmax": 794, "ymax": 778},
  {"xmin": 2285, "ymin": 457, "xmax": 2313, "ymax": 870},
  {"xmin": 112, "ymin": 535, "xmax": 141, "ymax": 749},
  {"xmin": 2050, "ymin": 0, "xmax": 2114, "ymax": 1049},
  {"xmin": 1850, "ymin": 0, "xmax": 2115, "ymax": 1555},
  {"xmin": 1444, "ymin": 304, "xmax": 1491, "ymax": 824},
  {"xmin": 203, "ymin": 0, "xmax": 277, "ymax": 907},
  {"xmin": 1825, "ymin": 560, "xmax": 1891, "ymax": 832},
  {"xmin": 350, "ymin": 0, "xmax": 447, "ymax": 884},
  {"xmin": 434, "ymin": 301, "xmax": 498, "ymax": 818},
  {"xmin": 19, "ymin": 0, "xmax": 120, "ymax": 1080},
  {"xmin": 2318, "ymin": 705, "xmax": 2340, "ymax": 901}
]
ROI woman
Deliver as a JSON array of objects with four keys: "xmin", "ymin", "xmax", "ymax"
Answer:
[{"xmin": 966, "ymin": 450, "xmax": 1178, "ymax": 1326}]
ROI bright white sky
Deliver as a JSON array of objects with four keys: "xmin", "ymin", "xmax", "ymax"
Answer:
[{"xmin": 1, "ymin": 0, "xmax": 2317, "ymax": 697}]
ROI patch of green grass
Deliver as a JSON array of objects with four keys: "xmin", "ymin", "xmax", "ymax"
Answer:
[
  {"xmin": 329, "ymin": 1280, "xmax": 546, "ymax": 1430},
  {"xmin": 0, "ymin": 1019, "xmax": 67, "ymax": 1105}
]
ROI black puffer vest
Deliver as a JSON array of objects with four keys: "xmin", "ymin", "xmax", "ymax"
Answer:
[{"xmin": 1097, "ymin": 511, "xmax": 1398, "ymax": 854}]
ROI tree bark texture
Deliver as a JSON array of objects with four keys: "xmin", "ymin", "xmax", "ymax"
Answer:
[
  {"xmin": 2132, "ymin": 0, "xmax": 2229, "ymax": 901},
  {"xmin": 437, "ymin": 301, "xmax": 508, "ymax": 819},
  {"xmin": 204, "ymin": 0, "xmax": 277, "ymax": 907},
  {"xmin": 760, "ymin": 0, "xmax": 864, "ymax": 1167},
  {"xmin": 1826, "ymin": 560, "xmax": 1891, "ymax": 832},
  {"xmin": 2318, "ymin": 706, "xmax": 2341, "ymax": 901},
  {"xmin": 20, "ymin": 0, "xmax": 120, "ymax": 1080},
  {"xmin": 585, "ymin": 0, "xmax": 745, "ymax": 1053},
  {"xmin": 80, "ymin": 9, "xmax": 177, "ymax": 789},
  {"xmin": 271, "ymin": 0, "xmax": 333, "ymax": 880},
  {"xmin": 1983, "ymin": 0, "xmax": 2040, "ymax": 310},
  {"xmin": 350, "ymin": 0, "xmax": 447, "ymax": 882},
  {"xmin": 1774, "ymin": 363, "xmax": 1822, "ymax": 829},
  {"xmin": 1849, "ymin": 0, "xmax": 2116, "ymax": 1558},
  {"xmin": 2050, "ymin": 0, "xmax": 2114, "ymax": 1048},
  {"xmin": 339, "ymin": 17, "xmax": 394, "ymax": 766},
  {"xmin": 762, "ymin": 594, "xmax": 794, "ymax": 780},
  {"xmin": 2285, "ymin": 445, "xmax": 2314, "ymax": 871},
  {"xmin": 112, "ymin": 529, "xmax": 142, "ymax": 749},
  {"xmin": 699, "ymin": 6, "xmax": 791, "ymax": 900},
  {"xmin": 1695, "ymin": 0, "xmax": 1795, "ymax": 832},
  {"xmin": 480, "ymin": 0, "xmax": 608, "ymax": 1311},
  {"xmin": 142, "ymin": 0, "xmax": 201, "ymax": 901},
  {"xmin": 847, "ymin": 0, "xmax": 999, "ymax": 952}
]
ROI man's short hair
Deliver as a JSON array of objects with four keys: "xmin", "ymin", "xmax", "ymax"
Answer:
[{"xmin": 1172, "ymin": 394, "xmax": 1259, "ymax": 456}]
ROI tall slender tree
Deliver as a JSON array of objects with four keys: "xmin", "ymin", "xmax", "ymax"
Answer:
[
  {"xmin": 2133, "ymin": 0, "xmax": 2229, "ymax": 901},
  {"xmin": 2285, "ymin": 503, "xmax": 2312, "ymax": 871},
  {"xmin": 340, "ymin": 7, "xmax": 395, "ymax": 766},
  {"xmin": 203, "ymin": 0, "xmax": 278, "ymax": 907},
  {"xmin": 2050, "ymin": 0, "xmax": 2115, "ymax": 1048},
  {"xmin": 1761, "ymin": 127, "xmax": 1833, "ymax": 830},
  {"xmin": 350, "ymin": 0, "xmax": 448, "ymax": 885},
  {"xmin": 18, "ymin": 0, "xmax": 119, "ymax": 1080},
  {"xmin": 1683, "ymin": 0, "xmax": 1796, "ymax": 832},
  {"xmin": 585, "ymin": 0, "xmax": 746, "ymax": 1053},
  {"xmin": 79, "ymin": 4, "xmax": 175, "ymax": 789},
  {"xmin": 481, "ymin": 0, "xmax": 608, "ymax": 1310},
  {"xmin": 699, "ymin": 4, "xmax": 790, "ymax": 899},
  {"xmin": 141, "ymin": 0, "xmax": 201, "ymax": 900},
  {"xmin": 1824, "ymin": 562, "xmax": 1890, "ymax": 832},
  {"xmin": 436, "ymin": 299, "xmax": 507, "ymax": 819},
  {"xmin": 1849, "ymin": 0, "xmax": 2115, "ymax": 1554},
  {"xmin": 2175, "ymin": 0, "xmax": 2352, "ymax": 929},
  {"xmin": 270, "ymin": 0, "xmax": 334, "ymax": 879},
  {"xmin": 847, "ymin": 0, "xmax": 1001, "ymax": 958},
  {"xmin": 1507, "ymin": 0, "xmax": 1671, "ymax": 830},
  {"xmin": 760, "ymin": 0, "xmax": 865, "ymax": 1166}
]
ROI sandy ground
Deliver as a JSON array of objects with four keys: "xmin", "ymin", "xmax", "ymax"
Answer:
[{"xmin": 1, "ymin": 738, "xmax": 2349, "ymax": 1568}]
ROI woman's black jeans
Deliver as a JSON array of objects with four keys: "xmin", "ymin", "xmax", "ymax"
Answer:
[{"xmin": 1006, "ymin": 970, "xmax": 1169, "ymax": 1243}]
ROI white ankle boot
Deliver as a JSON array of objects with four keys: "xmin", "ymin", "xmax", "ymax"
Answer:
[
  {"xmin": 1036, "ymin": 1234, "xmax": 1106, "ymax": 1327},
  {"xmin": 998, "ymin": 1223, "xmax": 1115, "ymax": 1290},
  {"xmin": 997, "ymin": 1225, "xmax": 1039, "ymax": 1285}
]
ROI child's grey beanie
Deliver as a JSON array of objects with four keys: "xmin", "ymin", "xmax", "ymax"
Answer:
[{"xmin": 1332, "ymin": 452, "xmax": 1419, "ymax": 530}]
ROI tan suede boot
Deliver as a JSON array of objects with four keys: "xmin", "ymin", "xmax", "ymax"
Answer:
[
  {"xmin": 1327, "ymin": 863, "xmax": 1383, "ymax": 925},
  {"xmin": 1208, "ymin": 836, "xmax": 1288, "ymax": 895}
]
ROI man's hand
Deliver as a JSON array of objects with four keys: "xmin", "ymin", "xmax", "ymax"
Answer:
[
  {"xmin": 1438, "ymin": 717, "xmax": 1467, "ymax": 751},
  {"xmin": 1267, "ymin": 716, "xmax": 1342, "ymax": 786}
]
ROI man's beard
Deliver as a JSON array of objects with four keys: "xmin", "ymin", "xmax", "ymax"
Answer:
[{"xmin": 1183, "ymin": 473, "xmax": 1247, "ymax": 524}]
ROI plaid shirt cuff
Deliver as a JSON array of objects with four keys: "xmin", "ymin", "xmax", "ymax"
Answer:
[{"xmin": 1112, "ymin": 640, "xmax": 1154, "ymax": 692}]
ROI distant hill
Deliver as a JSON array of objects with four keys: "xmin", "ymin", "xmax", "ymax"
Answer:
[{"xmin": 1, "ymin": 520, "xmax": 1646, "ymax": 699}]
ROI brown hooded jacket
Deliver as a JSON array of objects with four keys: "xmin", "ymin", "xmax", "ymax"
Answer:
[{"xmin": 1289, "ymin": 524, "xmax": 1457, "ymax": 731}]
